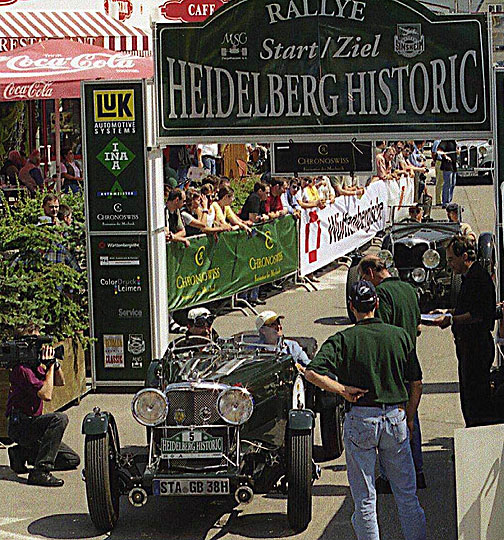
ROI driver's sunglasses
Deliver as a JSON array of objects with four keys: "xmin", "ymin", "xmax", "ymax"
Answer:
[
  {"xmin": 193, "ymin": 315, "xmax": 215, "ymax": 327},
  {"xmin": 265, "ymin": 320, "xmax": 282, "ymax": 329}
]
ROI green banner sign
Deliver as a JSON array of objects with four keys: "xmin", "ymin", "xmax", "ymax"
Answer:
[
  {"xmin": 155, "ymin": 0, "xmax": 491, "ymax": 141},
  {"xmin": 167, "ymin": 216, "xmax": 298, "ymax": 310}
]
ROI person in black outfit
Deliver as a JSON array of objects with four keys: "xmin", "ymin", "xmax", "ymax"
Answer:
[
  {"xmin": 437, "ymin": 140, "xmax": 458, "ymax": 207},
  {"xmin": 432, "ymin": 235, "xmax": 496, "ymax": 427},
  {"xmin": 239, "ymin": 182, "xmax": 268, "ymax": 223},
  {"xmin": 6, "ymin": 326, "xmax": 80, "ymax": 486}
]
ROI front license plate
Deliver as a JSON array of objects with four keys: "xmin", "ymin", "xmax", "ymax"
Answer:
[
  {"xmin": 153, "ymin": 478, "xmax": 230, "ymax": 496},
  {"xmin": 161, "ymin": 430, "xmax": 223, "ymax": 459}
]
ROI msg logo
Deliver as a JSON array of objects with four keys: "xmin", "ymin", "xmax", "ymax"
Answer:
[{"xmin": 94, "ymin": 90, "xmax": 135, "ymax": 122}]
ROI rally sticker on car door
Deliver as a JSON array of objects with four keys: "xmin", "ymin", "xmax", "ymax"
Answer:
[
  {"xmin": 153, "ymin": 478, "xmax": 230, "ymax": 496},
  {"xmin": 161, "ymin": 430, "xmax": 223, "ymax": 458}
]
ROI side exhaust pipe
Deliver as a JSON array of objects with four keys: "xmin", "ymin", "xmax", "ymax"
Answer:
[
  {"xmin": 128, "ymin": 487, "xmax": 148, "ymax": 507},
  {"xmin": 234, "ymin": 485, "xmax": 254, "ymax": 504}
]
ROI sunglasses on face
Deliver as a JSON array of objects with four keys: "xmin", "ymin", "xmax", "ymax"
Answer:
[
  {"xmin": 265, "ymin": 320, "xmax": 282, "ymax": 329},
  {"xmin": 291, "ymin": 185, "xmax": 299, "ymax": 191},
  {"xmin": 193, "ymin": 315, "xmax": 215, "ymax": 327}
]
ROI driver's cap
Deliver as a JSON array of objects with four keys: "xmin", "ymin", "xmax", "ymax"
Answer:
[
  {"xmin": 256, "ymin": 310, "xmax": 284, "ymax": 331},
  {"xmin": 187, "ymin": 307, "xmax": 211, "ymax": 321}
]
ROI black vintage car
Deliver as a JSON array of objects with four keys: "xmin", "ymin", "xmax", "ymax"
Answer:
[
  {"xmin": 82, "ymin": 335, "xmax": 344, "ymax": 533},
  {"xmin": 346, "ymin": 207, "xmax": 495, "ymax": 314}
]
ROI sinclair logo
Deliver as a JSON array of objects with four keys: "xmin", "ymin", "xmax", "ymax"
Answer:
[{"xmin": 159, "ymin": 0, "xmax": 228, "ymax": 22}]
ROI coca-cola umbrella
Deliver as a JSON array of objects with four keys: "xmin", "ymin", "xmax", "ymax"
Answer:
[{"xmin": 0, "ymin": 39, "xmax": 153, "ymax": 187}]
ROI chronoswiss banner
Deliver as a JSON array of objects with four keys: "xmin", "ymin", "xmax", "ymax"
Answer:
[
  {"xmin": 155, "ymin": 0, "xmax": 491, "ymax": 141},
  {"xmin": 299, "ymin": 180, "xmax": 388, "ymax": 276},
  {"xmin": 167, "ymin": 216, "xmax": 297, "ymax": 310},
  {"xmin": 82, "ymin": 81, "xmax": 148, "ymax": 232}
]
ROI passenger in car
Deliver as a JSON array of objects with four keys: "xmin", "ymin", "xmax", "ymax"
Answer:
[
  {"xmin": 445, "ymin": 203, "xmax": 476, "ymax": 242},
  {"xmin": 255, "ymin": 310, "xmax": 310, "ymax": 366}
]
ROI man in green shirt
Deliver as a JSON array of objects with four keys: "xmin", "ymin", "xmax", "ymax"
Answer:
[
  {"xmin": 358, "ymin": 254, "xmax": 425, "ymax": 490},
  {"xmin": 305, "ymin": 281, "xmax": 426, "ymax": 540}
]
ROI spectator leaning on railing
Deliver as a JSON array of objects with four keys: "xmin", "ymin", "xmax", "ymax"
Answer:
[
  {"xmin": 281, "ymin": 179, "xmax": 302, "ymax": 218},
  {"xmin": 165, "ymin": 188, "xmax": 190, "ymax": 247},
  {"xmin": 211, "ymin": 187, "xmax": 251, "ymax": 233},
  {"xmin": 265, "ymin": 179, "xmax": 287, "ymax": 219},
  {"xmin": 181, "ymin": 189, "xmax": 227, "ymax": 237},
  {"xmin": 239, "ymin": 182, "xmax": 269, "ymax": 223}
]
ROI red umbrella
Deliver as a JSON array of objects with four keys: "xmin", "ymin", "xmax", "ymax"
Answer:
[
  {"xmin": 0, "ymin": 38, "xmax": 153, "ymax": 101},
  {"xmin": 0, "ymin": 39, "xmax": 153, "ymax": 189}
]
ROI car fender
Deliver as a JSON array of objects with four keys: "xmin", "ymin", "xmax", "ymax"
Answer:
[
  {"xmin": 82, "ymin": 409, "xmax": 112, "ymax": 436},
  {"xmin": 288, "ymin": 409, "xmax": 314, "ymax": 431}
]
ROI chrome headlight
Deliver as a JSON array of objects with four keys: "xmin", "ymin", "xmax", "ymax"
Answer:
[
  {"xmin": 377, "ymin": 249, "xmax": 394, "ymax": 268},
  {"xmin": 217, "ymin": 387, "xmax": 254, "ymax": 425},
  {"xmin": 411, "ymin": 267, "xmax": 426, "ymax": 283},
  {"xmin": 422, "ymin": 249, "xmax": 440, "ymax": 269},
  {"xmin": 131, "ymin": 388, "xmax": 169, "ymax": 427}
]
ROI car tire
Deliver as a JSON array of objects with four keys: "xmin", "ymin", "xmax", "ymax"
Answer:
[
  {"xmin": 346, "ymin": 263, "xmax": 360, "ymax": 323},
  {"xmin": 85, "ymin": 430, "xmax": 120, "ymax": 532},
  {"xmin": 320, "ymin": 402, "xmax": 345, "ymax": 460},
  {"xmin": 287, "ymin": 430, "xmax": 312, "ymax": 532}
]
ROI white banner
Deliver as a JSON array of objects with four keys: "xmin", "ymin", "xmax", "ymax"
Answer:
[
  {"xmin": 384, "ymin": 175, "xmax": 415, "ymax": 222},
  {"xmin": 299, "ymin": 180, "xmax": 388, "ymax": 277}
]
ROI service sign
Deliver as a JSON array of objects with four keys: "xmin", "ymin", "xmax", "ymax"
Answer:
[
  {"xmin": 155, "ymin": 0, "xmax": 491, "ymax": 142},
  {"xmin": 83, "ymin": 80, "xmax": 148, "ymax": 232},
  {"xmin": 272, "ymin": 141, "xmax": 374, "ymax": 175},
  {"xmin": 89, "ymin": 235, "xmax": 152, "ymax": 381}
]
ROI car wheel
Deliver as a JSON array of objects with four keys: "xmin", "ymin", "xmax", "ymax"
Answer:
[
  {"xmin": 346, "ymin": 263, "xmax": 360, "ymax": 323},
  {"xmin": 85, "ymin": 430, "xmax": 120, "ymax": 532},
  {"xmin": 287, "ymin": 430, "xmax": 312, "ymax": 532},
  {"xmin": 320, "ymin": 402, "xmax": 345, "ymax": 460}
]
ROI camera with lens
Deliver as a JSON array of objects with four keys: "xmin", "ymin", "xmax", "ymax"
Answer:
[{"xmin": 0, "ymin": 335, "xmax": 64, "ymax": 369}]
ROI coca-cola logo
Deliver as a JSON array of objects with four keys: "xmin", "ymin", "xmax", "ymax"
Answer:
[
  {"xmin": 3, "ymin": 81, "xmax": 54, "ymax": 101},
  {"xmin": 0, "ymin": 53, "xmax": 137, "ymax": 77},
  {"xmin": 160, "ymin": 0, "xmax": 228, "ymax": 22},
  {"xmin": 0, "ymin": 0, "xmax": 18, "ymax": 4}
]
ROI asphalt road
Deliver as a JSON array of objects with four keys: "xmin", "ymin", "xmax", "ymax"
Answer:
[{"xmin": 0, "ymin": 182, "xmax": 495, "ymax": 540}]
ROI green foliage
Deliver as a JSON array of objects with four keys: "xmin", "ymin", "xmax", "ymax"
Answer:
[
  {"xmin": 0, "ymin": 190, "xmax": 89, "ymax": 345},
  {"xmin": 230, "ymin": 175, "xmax": 261, "ymax": 212}
]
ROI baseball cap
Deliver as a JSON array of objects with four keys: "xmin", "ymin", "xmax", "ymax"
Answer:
[
  {"xmin": 166, "ymin": 177, "xmax": 178, "ymax": 189},
  {"xmin": 348, "ymin": 280, "xmax": 378, "ymax": 313},
  {"xmin": 256, "ymin": 310, "xmax": 284, "ymax": 332},
  {"xmin": 446, "ymin": 202, "xmax": 460, "ymax": 213}
]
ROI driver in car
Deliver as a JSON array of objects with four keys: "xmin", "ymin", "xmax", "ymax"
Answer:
[
  {"xmin": 255, "ymin": 310, "xmax": 310, "ymax": 367},
  {"xmin": 186, "ymin": 307, "xmax": 219, "ymax": 342},
  {"xmin": 406, "ymin": 204, "xmax": 423, "ymax": 223}
]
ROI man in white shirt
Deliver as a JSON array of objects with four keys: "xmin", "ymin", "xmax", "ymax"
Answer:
[{"xmin": 197, "ymin": 144, "xmax": 219, "ymax": 175}]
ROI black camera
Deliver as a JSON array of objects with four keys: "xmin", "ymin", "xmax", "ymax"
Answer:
[{"xmin": 0, "ymin": 335, "xmax": 64, "ymax": 369}]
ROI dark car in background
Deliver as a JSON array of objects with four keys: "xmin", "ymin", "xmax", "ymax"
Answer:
[
  {"xmin": 457, "ymin": 140, "xmax": 493, "ymax": 185},
  {"xmin": 81, "ymin": 335, "xmax": 344, "ymax": 533},
  {"xmin": 346, "ymin": 207, "xmax": 495, "ymax": 315}
]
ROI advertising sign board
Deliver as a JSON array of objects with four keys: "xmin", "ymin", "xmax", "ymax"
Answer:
[
  {"xmin": 155, "ymin": 0, "xmax": 491, "ymax": 142},
  {"xmin": 89, "ymin": 235, "xmax": 152, "ymax": 381},
  {"xmin": 272, "ymin": 141, "xmax": 374, "ymax": 175},
  {"xmin": 83, "ymin": 81, "xmax": 148, "ymax": 232}
]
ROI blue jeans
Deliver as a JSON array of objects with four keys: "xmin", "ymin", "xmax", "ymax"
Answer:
[
  {"xmin": 202, "ymin": 156, "xmax": 216, "ymax": 175},
  {"xmin": 442, "ymin": 171, "xmax": 456, "ymax": 206},
  {"xmin": 344, "ymin": 406, "xmax": 426, "ymax": 540}
]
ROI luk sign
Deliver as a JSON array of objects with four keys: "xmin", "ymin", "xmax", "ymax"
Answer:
[{"xmin": 155, "ymin": 0, "xmax": 491, "ymax": 141}]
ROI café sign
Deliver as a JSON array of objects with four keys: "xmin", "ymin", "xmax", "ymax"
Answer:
[{"xmin": 155, "ymin": 0, "xmax": 491, "ymax": 142}]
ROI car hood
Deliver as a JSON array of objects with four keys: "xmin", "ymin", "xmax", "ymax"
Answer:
[{"xmin": 390, "ymin": 222, "xmax": 460, "ymax": 244}]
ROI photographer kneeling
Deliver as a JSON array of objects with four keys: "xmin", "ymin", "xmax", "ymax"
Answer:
[{"xmin": 6, "ymin": 325, "xmax": 80, "ymax": 487}]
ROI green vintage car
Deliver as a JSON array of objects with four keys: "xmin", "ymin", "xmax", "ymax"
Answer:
[{"xmin": 81, "ymin": 335, "xmax": 342, "ymax": 533}]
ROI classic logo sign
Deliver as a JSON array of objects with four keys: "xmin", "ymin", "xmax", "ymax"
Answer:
[
  {"xmin": 159, "ymin": 0, "xmax": 227, "ymax": 22},
  {"xmin": 103, "ymin": 334, "xmax": 125, "ymax": 368},
  {"xmin": 394, "ymin": 24, "xmax": 425, "ymax": 58}
]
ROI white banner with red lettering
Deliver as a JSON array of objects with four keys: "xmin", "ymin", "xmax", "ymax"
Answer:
[
  {"xmin": 299, "ymin": 180, "xmax": 388, "ymax": 277},
  {"xmin": 384, "ymin": 175, "xmax": 415, "ymax": 221}
]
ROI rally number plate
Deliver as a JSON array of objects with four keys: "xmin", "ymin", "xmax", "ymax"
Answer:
[
  {"xmin": 161, "ymin": 430, "xmax": 223, "ymax": 459},
  {"xmin": 153, "ymin": 478, "xmax": 230, "ymax": 496}
]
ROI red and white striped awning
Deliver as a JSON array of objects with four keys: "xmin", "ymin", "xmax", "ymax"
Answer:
[{"xmin": 0, "ymin": 11, "xmax": 150, "ymax": 54}]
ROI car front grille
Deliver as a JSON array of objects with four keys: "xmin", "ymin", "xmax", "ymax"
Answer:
[
  {"xmin": 165, "ymin": 388, "xmax": 222, "ymax": 427},
  {"xmin": 394, "ymin": 243, "xmax": 428, "ymax": 268},
  {"xmin": 459, "ymin": 145, "xmax": 478, "ymax": 168}
]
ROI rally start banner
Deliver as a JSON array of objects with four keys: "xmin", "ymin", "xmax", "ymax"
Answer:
[
  {"xmin": 299, "ymin": 180, "xmax": 388, "ymax": 276},
  {"xmin": 167, "ymin": 216, "xmax": 297, "ymax": 310}
]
